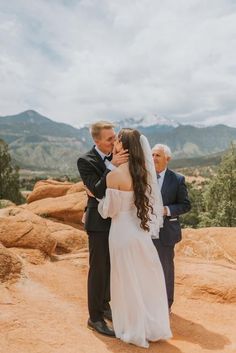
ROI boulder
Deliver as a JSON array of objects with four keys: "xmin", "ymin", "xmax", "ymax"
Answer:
[
  {"xmin": 66, "ymin": 182, "xmax": 85, "ymax": 194},
  {"xmin": 27, "ymin": 180, "xmax": 85, "ymax": 203},
  {"xmin": 176, "ymin": 257, "xmax": 236, "ymax": 303},
  {"xmin": 176, "ymin": 227, "xmax": 236, "ymax": 303},
  {"xmin": 10, "ymin": 248, "xmax": 47, "ymax": 265},
  {"xmin": 25, "ymin": 191, "xmax": 87, "ymax": 225},
  {"xmin": 177, "ymin": 227, "xmax": 236, "ymax": 264},
  {"xmin": 0, "ymin": 207, "xmax": 57, "ymax": 255},
  {"xmin": 46, "ymin": 219, "xmax": 87, "ymax": 254},
  {"xmin": 0, "ymin": 243, "xmax": 23, "ymax": 283}
]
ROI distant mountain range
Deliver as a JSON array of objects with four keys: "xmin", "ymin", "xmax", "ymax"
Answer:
[
  {"xmin": 115, "ymin": 114, "xmax": 179, "ymax": 128},
  {"xmin": 0, "ymin": 110, "xmax": 235, "ymax": 175}
]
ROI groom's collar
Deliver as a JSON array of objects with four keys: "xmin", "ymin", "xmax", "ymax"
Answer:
[{"xmin": 94, "ymin": 146, "xmax": 112, "ymax": 160}]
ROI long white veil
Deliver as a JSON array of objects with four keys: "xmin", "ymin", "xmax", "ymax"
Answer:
[{"xmin": 140, "ymin": 135, "xmax": 163, "ymax": 238}]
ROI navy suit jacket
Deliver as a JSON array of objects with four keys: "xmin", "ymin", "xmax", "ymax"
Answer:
[
  {"xmin": 159, "ymin": 168, "xmax": 191, "ymax": 246},
  {"xmin": 77, "ymin": 146, "xmax": 111, "ymax": 233}
]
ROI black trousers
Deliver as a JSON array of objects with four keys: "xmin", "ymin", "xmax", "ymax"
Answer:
[
  {"xmin": 152, "ymin": 238, "xmax": 175, "ymax": 308},
  {"xmin": 87, "ymin": 231, "xmax": 111, "ymax": 321}
]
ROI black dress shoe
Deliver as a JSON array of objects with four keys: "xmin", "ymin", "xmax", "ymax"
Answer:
[
  {"xmin": 87, "ymin": 319, "xmax": 115, "ymax": 337},
  {"xmin": 103, "ymin": 309, "xmax": 112, "ymax": 322}
]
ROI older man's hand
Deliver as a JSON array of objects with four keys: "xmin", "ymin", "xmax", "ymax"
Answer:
[{"xmin": 163, "ymin": 206, "xmax": 168, "ymax": 216}]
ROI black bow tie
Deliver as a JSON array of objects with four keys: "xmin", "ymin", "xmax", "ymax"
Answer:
[
  {"xmin": 156, "ymin": 173, "xmax": 161, "ymax": 179},
  {"xmin": 103, "ymin": 154, "xmax": 113, "ymax": 162}
]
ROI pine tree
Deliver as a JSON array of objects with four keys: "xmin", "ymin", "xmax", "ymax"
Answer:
[
  {"xmin": 0, "ymin": 139, "xmax": 23, "ymax": 204},
  {"xmin": 180, "ymin": 182, "xmax": 205, "ymax": 228},
  {"xmin": 201, "ymin": 143, "xmax": 236, "ymax": 227}
]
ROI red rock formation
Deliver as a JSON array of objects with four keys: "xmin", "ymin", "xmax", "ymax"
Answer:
[
  {"xmin": 25, "ymin": 191, "xmax": 87, "ymax": 225},
  {"xmin": 0, "ymin": 243, "xmax": 23, "ymax": 282},
  {"xmin": 27, "ymin": 180, "xmax": 85, "ymax": 203},
  {"xmin": 0, "ymin": 207, "xmax": 57, "ymax": 255},
  {"xmin": 46, "ymin": 219, "xmax": 87, "ymax": 254}
]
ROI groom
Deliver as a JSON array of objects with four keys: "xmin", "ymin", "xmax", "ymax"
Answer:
[
  {"xmin": 152, "ymin": 144, "xmax": 191, "ymax": 310},
  {"xmin": 77, "ymin": 121, "xmax": 128, "ymax": 337}
]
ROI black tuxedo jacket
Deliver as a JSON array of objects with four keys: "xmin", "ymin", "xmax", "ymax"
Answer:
[
  {"xmin": 77, "ymin": 146, "xmax": 111, "ymax": 232},
  {"xmin": 159, "ymin": 169, "xmax": 191, "ymax": 246}
]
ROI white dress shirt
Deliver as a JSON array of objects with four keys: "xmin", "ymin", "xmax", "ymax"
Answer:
[
  {"xmin": 157, "ymin": 168, "xmax": 171, "ymax": 217},
  {"xmin": 157, "ymin": 169, "xmax": 166, "ymax": 190},
  {"xmin": 95, "ymin": 146, "xmax": 116, "ymax": 170}
]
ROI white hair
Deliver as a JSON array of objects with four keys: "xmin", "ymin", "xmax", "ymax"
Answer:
[{"xmin": 152, "ymin": 144, "xmax": 172, "ymax": 157}]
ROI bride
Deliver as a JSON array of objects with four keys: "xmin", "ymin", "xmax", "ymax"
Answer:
[{"xmin": 98, "ymin": 128, "xmax": 172, "ymax": 348}]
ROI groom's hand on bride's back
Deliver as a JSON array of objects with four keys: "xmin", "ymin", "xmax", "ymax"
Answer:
[
  {"xmin": 111, "ymin": 149, "xmax": 129, "ymax": 167},
  {"xmin": 84, "ymin": 185, "xmax": 95, "ymax": 198}
]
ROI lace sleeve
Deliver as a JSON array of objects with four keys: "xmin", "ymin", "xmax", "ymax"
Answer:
[{"xmin": 98, "ymin": 188, "xmax": 122, "ymax": 219}]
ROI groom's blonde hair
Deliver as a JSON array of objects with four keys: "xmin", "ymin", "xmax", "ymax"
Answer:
[{"xmin": 90, "ymin": 121, "xmax": 115, "ymax": 140}]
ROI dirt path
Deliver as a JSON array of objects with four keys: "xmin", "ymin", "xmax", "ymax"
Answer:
[{"xmin": 0, "ymin": 253, "xmax": 235, "ymax": 353}]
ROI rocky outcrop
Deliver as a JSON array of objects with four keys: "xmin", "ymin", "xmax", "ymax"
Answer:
[
  {"xmin": 25, "ymin": 191, "xmax": 87, "ymax": 226},
  {"xmin": 176, "ymin": 257, "xmax": 236, "ymax": 303},
  {"xmin": 176, "ymin": 227, "xmax": 236, "ymax": 304},
  {"xmin": 0, "ymin": 243, "xmax": 23, "ymax": 282},
  {"xmin": 177, "ymin": 227, "xmax": 236, "ymax": 264},
  {"xmin": 0, "ymin": 206, "xmax": 87, "ymax": 257},
  {"xmin": 0, "ymin": 207, "xmax": 57, "ymax": 255},
  {"xmin": 1, "ymin": 228, "xmax": 235, "ymax": 353},
  {"xmin": 10, "ymin": 248, "xmax": 47, "ymax": 265},
  {"xmin": 27, "ymin": 180, "xmax": 85, "ymax": 203},
  {"xmin": 66, "ymin": 182, "xmax": 85, "ymax": 194},
  {"xmin": 46, "ymin": 219, "xmax": 87, "ymax": 254}
]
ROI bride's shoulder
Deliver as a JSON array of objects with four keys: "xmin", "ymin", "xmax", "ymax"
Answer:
[{"xmin": 107, "ymin": 169, "xmax": 120, "ymax": 188}]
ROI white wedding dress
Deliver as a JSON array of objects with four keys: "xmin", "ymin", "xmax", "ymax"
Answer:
[{"xmin": 98, "ymin": 188, "xmax": 172, "ymax": 348}]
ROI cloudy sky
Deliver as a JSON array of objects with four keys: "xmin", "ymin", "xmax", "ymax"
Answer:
[{"xmin": 0, "ymin": 0, "xmax": 236, "ymax": 128}]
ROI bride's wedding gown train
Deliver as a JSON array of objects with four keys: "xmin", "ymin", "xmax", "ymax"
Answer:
[{"xmin": 98, "ymin": 188, "xmax": 172, "ymax": 348}]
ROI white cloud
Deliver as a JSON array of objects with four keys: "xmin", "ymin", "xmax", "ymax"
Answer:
[{"xmin": 0, "ymin": 0, "xmax": 236, "ymax": 127}]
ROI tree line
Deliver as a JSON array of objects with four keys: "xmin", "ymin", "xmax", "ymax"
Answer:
[
  {"xmin": 181, "ymin": 143, "xmax": 236, "ymax": 228},
  {"xmin": 0, "ymin": 139, "xmax": 23, "ymax": 204}
]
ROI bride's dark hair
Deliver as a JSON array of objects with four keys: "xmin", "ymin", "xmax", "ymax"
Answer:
[{"xmin": 118, "ymin": 128, "xmax": 153, "ymax": 231}]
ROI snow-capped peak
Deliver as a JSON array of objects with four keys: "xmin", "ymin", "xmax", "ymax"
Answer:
[{"xmin": 115, "ymin": 114, "xmax": 179, "ymax": 128}]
